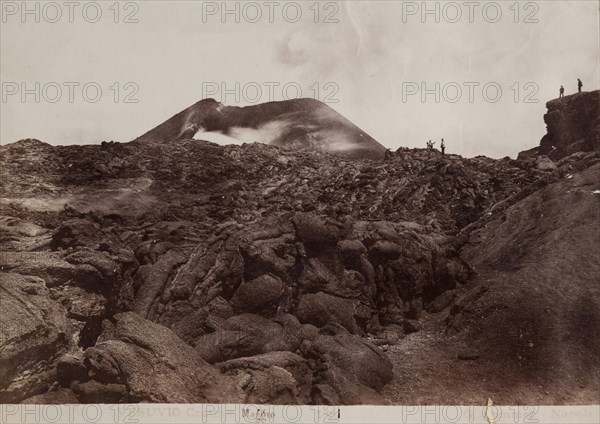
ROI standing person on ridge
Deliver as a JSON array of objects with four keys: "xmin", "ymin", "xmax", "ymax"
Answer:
[
  {"xmin": 559, "ymin": 85, "xmax": 565, "ymax": 98},
  {"xmin": 441, "ymin": 139, "xmax": 446, "ymax": 155},
  {"xmin": 578, "ymin": 78, "xmax": 583, "ymax": 93}
]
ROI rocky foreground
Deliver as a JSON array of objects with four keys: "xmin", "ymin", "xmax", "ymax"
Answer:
[{"xmin": 1, "ymin": 91, "xmax": 599, "ymax": 405}]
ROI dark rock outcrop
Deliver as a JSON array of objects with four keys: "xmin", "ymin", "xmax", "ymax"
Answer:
[
  {"xmin": 301, "ymin": 323, "xmax": 393, "ymax": 404},
  {"xmin": 156, "ymin": 214, "xmax": 469, "ymax": 341},
  {"xmin": 0, "ymin": 273, "xmax": 71, "ymax": 403},
  {"xmin": 519, "ymin": 90, "xmax": 600, "ymax": 160}
]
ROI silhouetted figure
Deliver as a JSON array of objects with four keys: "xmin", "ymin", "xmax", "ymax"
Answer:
[
  {"xmin": 559, "ymin": 85, "xmax": 564, "ymax": 98},
  {"xmin": 427, "ymin": 140, "xmax": 432, "ymax": 149},
  {"xmin": 578, "ymin": 78, "xmax": 582, "ymax": 93},
  {"xmin": 441, "ymin": 139, "xmax": 446, "ymax": 155}
]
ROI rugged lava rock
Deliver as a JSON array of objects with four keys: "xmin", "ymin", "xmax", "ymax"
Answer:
[
  {"xmin": 80, "ymin": 312, "xmax": 243, "ymax": 403},
  {"xmin": 0, "ymin": 273, "xmax": 71, "ymax": 403},
  {"xmin": 2, "ymin": 94, "xmax": 599, "ymax": 404}
]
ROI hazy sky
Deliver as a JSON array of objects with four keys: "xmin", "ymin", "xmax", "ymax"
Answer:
[{"xmin": 1, "ymin": 0, "xmax": 598, "ymax": 157}]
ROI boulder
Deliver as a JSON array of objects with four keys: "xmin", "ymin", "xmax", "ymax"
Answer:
[
  {"xmin": 217, "ymin": 351, "xmax": 312, "ymax": 404},
  {"xmin": 71, "ymin": 380, "xmax": 127, "ymax": 403},
  {"xmin": 195, "ymin": 330, "xmax": 263, "ymax": 364},
  {"xmin": 194, "ymin": 314, "xmax": 303, "ymax": 364},
  {"xmin": 301, "ymin": 324, "xmax": 320, "ymax": 342},
  {"xmin": 230, "ymin": 274, "xmax": 286, "ymax": 313},
  {"xmin": 293, "ymin": 214, "xmax": 344, "ymax": 275},
  {"xmin": 427, "ymin": 289, "xmax": 458, "ymax": 313},
  {"xmin": 162, "ymin": 295, "xmax": 236, "ymax": 346},
  {"xmin": 317, "ymin": 365, "xmax": 385, "ymax": 405},
  {"xmin": 133, "ymin": 249, "xmax": 187, "ymax": 319},
  {"xmin": 301, "ymin": 323, "xmax": 393, "ymax": 392},
  {"xmin": 296, "ymin": 292, "xmax": 359, "ymax": 334},
  {"xmin": 297, "ymin": 258, "xmax": 340, "ymax": 293},
  {"xmin": 83, "ymin": 312, "xmax": 242, "ymax": 403},
  {"xmin": 535, "ymin": 155, "xmax": 557, "ymax": 171},
  {"xmin": 0, "ymin": 273, "xmax": 71, "ymax": 403},
  {"xmin": 299, "ymin": 259, "xmax": 368, "ymax": 300},
  {"xmin": 56, "ymin": 352, "xmax": 88, "ymax": 387},
  {"xmin": 0, "ymin": 251, "xmax": 101, "ymax": 289}
]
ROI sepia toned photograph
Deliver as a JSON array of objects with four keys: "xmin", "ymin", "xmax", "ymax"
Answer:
[{"xmin": 0, "ymin": 0, "xmax": 598, "ymax": 421}]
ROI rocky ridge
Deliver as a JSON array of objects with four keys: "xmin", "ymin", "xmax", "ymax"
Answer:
[{"xmin": 519, "ymin": 90, "xmax": 599, "ymax": 160}]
